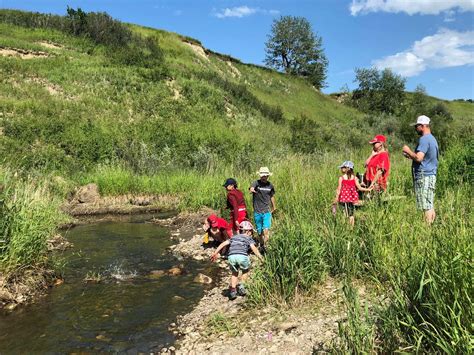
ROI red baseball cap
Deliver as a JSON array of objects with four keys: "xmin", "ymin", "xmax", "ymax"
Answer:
[
  {"xmin": 207, "ymin": 214, "xmax": 219, "ymax": 228},
  {"xmin": 369, "ymin": 135, "xmax": 387, "ymax": 144}
]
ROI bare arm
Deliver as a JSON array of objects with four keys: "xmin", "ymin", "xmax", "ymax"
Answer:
[
  {"xmin": 355, "ymin": 177, "xmax": 371, "ymax": 192},
  {"xmin": 402, "ymin": 145, "xmax": 425, "ymax": 163},
  {"xmin": 333, "ymin": 177, "xmax": 343, "ymax": 204},
  {"xmin": 271, "ymin": 196, "xmax": 276, "ymax": 213},
  {"xmin": 210, "ymin": 240, "xmax": 230, "ymax": 261},
  {"xmin": 250, "ymin": 244, "xmax": 263, "ymax": 261},
  {"xmin": 369, "ymin": 170, "xmax": 383, "ymax": 189}
]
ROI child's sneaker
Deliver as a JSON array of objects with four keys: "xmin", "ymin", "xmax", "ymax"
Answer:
[
  {"xmin": 229, "ymin": 288, "xmax": 237, "ymax": 300},
  {"xmin": 237, "ymin": 284, "xmax": 247, "ymax": 296}
]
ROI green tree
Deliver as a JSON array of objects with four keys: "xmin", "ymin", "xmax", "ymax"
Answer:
[
  {"xmin": 265, "ymin": 16, "xmax": 328, "ymax": 89},
  {"xmin": 352, "ymin": 67, "xmax": 406, "ymax": 114}
]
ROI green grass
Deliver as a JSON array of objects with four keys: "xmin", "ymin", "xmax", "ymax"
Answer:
[
  {"xmin": 0, "ymin": 169, "xmax": 69, "ymax": 271},
  {"xmin": 244, "ymin": 145, "xmax": 472, "ymax": 353}
]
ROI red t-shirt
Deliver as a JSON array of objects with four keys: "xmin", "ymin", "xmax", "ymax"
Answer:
[
  {"xmin": 365, "ymin": 151, "xmax": 390, "ymax": 190},
  {"xmin": 208, "ymin": 217, "xmax": 231, "ymax": 239}
]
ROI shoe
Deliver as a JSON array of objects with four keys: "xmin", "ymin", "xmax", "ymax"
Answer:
[
  {"xmin": 237, "ymin": 284, "xmax": 247, "ymax": 296},
  {"xmin": 229, "ymin": 288, "xmax": 237, "ymax": 300},
  {"xmin": 259, "ymin": 245, "xmax": 267, "ymax": 255}
]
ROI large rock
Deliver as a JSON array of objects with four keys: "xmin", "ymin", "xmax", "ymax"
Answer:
[
  {"xmin": 193, "ymin": 273, "xmax": 212, "ymax": 284},
  {"xmin": 76, "ymin": 183, "xmax": 100, "ymax": 203}
]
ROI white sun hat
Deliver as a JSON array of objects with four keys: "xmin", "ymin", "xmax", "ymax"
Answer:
[{"xmin": 257, "ymin": 166, "xmax": 272, "ymax": 176}]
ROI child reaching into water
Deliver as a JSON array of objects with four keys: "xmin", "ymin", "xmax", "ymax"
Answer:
[
  {"xmin": 210, "ymin": 221, "xmax": 263, "ymax": 300},
  {"xmin": 333, "ymin": 161, "xmax": 372, "ymax": 226}
]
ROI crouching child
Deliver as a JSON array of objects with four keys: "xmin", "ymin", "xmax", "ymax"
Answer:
[{"xmin": 210, "ymin": 221, "xmax": 263, "ymax": 300}]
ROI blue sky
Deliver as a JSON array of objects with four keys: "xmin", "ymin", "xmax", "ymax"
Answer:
[{"xmin": 2, "ymin": 0, "xmax": 473, "ymax": 100}]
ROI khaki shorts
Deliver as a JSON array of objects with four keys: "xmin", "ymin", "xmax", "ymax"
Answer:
[{"xmin": 414, "ymin": 175, "xmax": 436, "ymax": 210}]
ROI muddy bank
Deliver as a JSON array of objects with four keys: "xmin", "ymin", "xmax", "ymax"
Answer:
[
  {"xmin": 153, "ymin": 211, "xmax": 346, "ymax": 354},
  {"xmin": 63, "ymin": 193, "xmax": 179, "ymax": 216},
  {"xmin": 0, "ymin": 235, "xmax": 70, "ymax": 310}
]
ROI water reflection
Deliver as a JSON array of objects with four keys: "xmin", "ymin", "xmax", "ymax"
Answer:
[{"xmin": 0, "ymin": 217, "xmax": 214, "ymax": 352}]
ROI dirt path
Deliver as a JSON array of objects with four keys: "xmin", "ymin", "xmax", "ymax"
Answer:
[{"xmin": 153, "ymin": 212, "xmax": 345, "ymax": 354}]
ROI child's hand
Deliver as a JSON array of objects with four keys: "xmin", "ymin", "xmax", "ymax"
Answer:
[{"xmin": 210, "ymin": 253, "xmax": 218, "ymax": 262}]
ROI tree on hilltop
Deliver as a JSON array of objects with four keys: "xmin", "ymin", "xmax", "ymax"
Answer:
[
  {"xmin": 264, "ymin": 16, "xmax": 328, "ymax": 90},
  {"xmin": 352, "ymin": 67, "xmax": 406, "ymax": 114}
]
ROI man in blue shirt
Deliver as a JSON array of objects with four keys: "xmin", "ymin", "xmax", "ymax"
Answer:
[{"xmin": 402, "ymin": 115, "xmax": 439, "ymax": 224}]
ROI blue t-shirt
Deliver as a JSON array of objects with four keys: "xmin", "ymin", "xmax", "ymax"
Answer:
[{"xmin": 413, "ymin": 133, "xmax": 439, "ymax": 178}]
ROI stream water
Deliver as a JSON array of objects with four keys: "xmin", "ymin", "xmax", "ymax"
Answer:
[{"xmin": 0, "ymin": 214, "xmax": 215, "ymax": 353}]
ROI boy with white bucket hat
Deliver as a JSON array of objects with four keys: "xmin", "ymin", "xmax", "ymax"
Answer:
[{"xmin": 249, "ymin": 167, "xmax": 276, "ymax": 253}]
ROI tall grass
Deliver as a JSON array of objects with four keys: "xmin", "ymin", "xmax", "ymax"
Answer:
[
  {"xmin": 0, "ymin": 170, "xmax": 68, "ymax": 270},
  {"xmin": 246, "ymin": 145, "xmax": 472, "ymax": 353}
]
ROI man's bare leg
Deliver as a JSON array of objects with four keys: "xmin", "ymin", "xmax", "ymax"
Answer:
[{"xmin": 425, "ymin": 209, "xmax": 436, "ymax": 225}]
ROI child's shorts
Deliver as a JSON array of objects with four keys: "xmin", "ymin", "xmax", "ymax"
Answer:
[
  {"xmin": 228, "ymin": 254, "xmax": 250, "ymax": 273},
  {"xmin": 339, "ymin": 202, "xmax": 355, "ymax": 217},
  {"xmin": 254, "ymin": 212, "xmax": 272, "ymax": 234}
]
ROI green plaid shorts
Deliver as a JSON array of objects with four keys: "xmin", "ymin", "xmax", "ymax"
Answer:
[{"xmin": 414, "ymin": 175, "xmax": 436, "ymax": 210}]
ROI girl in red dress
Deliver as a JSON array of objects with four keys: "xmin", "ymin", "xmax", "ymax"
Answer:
[{"xmin": 333, "ymin": 161, "xmax": 372, "ymax": 227}]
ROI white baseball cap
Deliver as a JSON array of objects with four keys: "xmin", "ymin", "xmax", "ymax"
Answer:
[{"xmin": 412, "ymin": 115, "xmax": 431, "ymax": 126}]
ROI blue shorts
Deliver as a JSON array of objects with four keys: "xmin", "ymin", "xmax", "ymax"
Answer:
[
  {"xmin": 228, "ymin": 254, "xmax": 250, "ymax": 273},
  {"xmin": 254, "ymin": 212, "xmax": 272, "ymax": 234}
]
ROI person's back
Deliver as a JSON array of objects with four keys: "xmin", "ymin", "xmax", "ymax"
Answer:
[
  {"xmin": 226, "ymin": 188, "xmax": 246, "ymax": 210},
  {"xmin": 413, "ymin": 133, "xmax": 439, "ymax": 178},
  {"xmin": 228, "ymin": 233, "xmax": 253, "ymax": 256}
]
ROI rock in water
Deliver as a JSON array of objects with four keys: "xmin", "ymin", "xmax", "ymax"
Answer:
[
  {"xmin": 75, "ymin": 183, "xmax": 100, "ymax": 203},
  {"xmin": 149, "ymin": 270, "xmax": 166, "ymax": 278},
  {"xmin": 167, "ymin": 267, "xmax": 183, "ymax": 276},
  {"xmin": 193, "ymin": 273, "xmax": 212, "ymax": 284}
]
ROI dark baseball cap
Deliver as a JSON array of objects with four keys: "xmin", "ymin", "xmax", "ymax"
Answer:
[{"xmin": 223, "ymin": 178, "xmax": 237, "ymax": 187}]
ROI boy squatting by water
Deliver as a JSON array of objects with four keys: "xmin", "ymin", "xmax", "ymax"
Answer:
[
  {"xmin": 333, "ymin": 161, "xmax": 372, "ymax": 227},
  {"xmin": 210, "ymin": 221, "xmax": 263, "ymax": 300}
]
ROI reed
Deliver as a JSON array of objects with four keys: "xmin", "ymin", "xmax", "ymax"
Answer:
[{"xmin": 0, "ymin": 170, "xmax": 68, "ymax": 270}]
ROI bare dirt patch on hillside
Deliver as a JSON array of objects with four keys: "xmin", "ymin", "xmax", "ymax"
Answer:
[
  {"xmin": 0, "ymin": 47, "xmax": 49, "ymax": 59},
  {"xmin": 166, "ymin": 79, "xmax": 183, "ymax": 100},
  {"xmin": 37, "ymin": 41, "xmax": 63, "ymax": 50},
  {"xmin": 183, "ymin": 41, "xmax": 209, "ymax": 62},
  {"xmin": 226, "ymin": 61, "xmax": 241, "ymax": 78}
]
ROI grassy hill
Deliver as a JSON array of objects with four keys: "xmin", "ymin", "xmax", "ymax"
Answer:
[
  {"xmin": 3, "ymin": 10, "xmax": 470, "ymax": 176},
  {"xmin": 0, "ymin": 15, "xmax": 367, "ymax": 176}
]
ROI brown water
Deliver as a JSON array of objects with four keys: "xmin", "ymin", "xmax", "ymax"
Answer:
[{"xmin": 0, "ymin": 215, "xmax": 215, "ymax": 353}]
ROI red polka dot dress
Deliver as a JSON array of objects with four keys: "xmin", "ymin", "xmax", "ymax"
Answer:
[{"xmin": 339, "ymin": 178, "xmax": 359, "ymax": 203}]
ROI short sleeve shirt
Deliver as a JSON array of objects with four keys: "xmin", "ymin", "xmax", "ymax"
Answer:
[
  {"xmin": 228, "ymin": 234, "xmax": 255, "ymax": 256},
  {"xmin": 251, "ymin": 180, "xmax": 275, "ymax": 213},
  {"xmin": 413, "ymin": 134, "xmax": 439, "ymax": 178}
]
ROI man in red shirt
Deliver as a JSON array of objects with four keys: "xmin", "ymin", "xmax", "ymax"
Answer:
[{"xmin": 364, "ymin": 135, "xmax": 390, "ymax": 192}]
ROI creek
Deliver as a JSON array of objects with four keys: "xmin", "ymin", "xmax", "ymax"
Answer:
[{"xmin": 0, "ymin": 214, "xmax": 215, "ymax": 352}]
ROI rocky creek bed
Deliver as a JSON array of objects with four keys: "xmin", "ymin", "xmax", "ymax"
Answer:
[{"xmin": 152, "ymin": 210, "xmax": 350, "ymax": 354}]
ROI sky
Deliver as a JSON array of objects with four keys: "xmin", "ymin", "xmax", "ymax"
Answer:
[{"xmin": 2, "ymin": 0, "xmax": 473, "ymax": 100}]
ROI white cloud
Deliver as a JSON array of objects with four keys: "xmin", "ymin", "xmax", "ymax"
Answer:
[
  {"xmin": 213, "ymin": 6, "xmax": 279, "ymax": 19},
  {"xmin": 350, "ymin": 0, "xmax": 474, "ymax": 16},
  {"xmin": 443, "ymin": 9, "xmax": 456, "ymax": 22},
  {"xmin": 214, "ymin": 6, "xmax": 257, "ymax": 18},
  {"xmin": 373, "ymin": 29, "xmax": 474, "ymax": 77}
]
